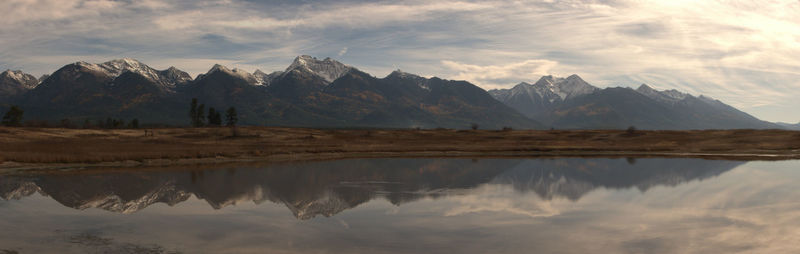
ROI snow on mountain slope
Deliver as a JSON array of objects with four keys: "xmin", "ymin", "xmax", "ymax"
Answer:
[
  {"xmin": 388, "ymin": 70, "xmax": 430, "ymax": 90},
  {"xmin": 489, "ymin": 74, "xmax": 598, "ymax": 112},
  {"xmin": 71, "ymin": 58, "xmax": 191, "ymax": 89},
  {"xmin": 101, "ymin": 58, "xmax": 162, "ymax": 82},
  {"xmin": 636, "ymin": 84, "xmax": 690, "ymax": 104},
  {"xmin": 253, "ymin": 69, "xmax": 282, "ymax": 86},
  {"xmin": 532, "ymin": 74, "xmax": 598, "ymax": 100},
  {"xmin": 285, "ymin": 55, "xmax": 352, "ymax": 83},
  {"xmin": 1, "ymin": 69, "xmax": 38, "ymax": 89}
]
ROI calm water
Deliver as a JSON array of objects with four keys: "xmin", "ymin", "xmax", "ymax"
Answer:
[{"xmin": 1, "ymin": 158, "xmax": 799, "ymax": 253}]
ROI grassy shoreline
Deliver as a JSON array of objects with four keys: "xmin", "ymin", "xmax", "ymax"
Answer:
[{"xmin": 1, "ymin": 127, "xmax": 799, "ymax": 172}]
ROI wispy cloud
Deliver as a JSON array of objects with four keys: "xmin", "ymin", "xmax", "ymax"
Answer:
[{"xmin": 441, "ymin": 59, "xmax": 559, "ymax": 89}]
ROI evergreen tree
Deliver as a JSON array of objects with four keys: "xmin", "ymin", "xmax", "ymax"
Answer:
[
  {"xmin": 197, "ymin": 104, "xmax": 205, "ymax": 127},
  {"xmin": 113, "ymin": 119, "xmax": 124, "ymax": 128},
  {"xmin": 1, "ymin": 106, "xmax": 24, "ymax": 127},
  {"xmin": 130, "ymin": 118, "xmax": 140, "ymax": 129},
  {"xmin": 226, "ymin": 107, "xmax": 238, "ymax": 127},
  {"xmin": 189, "ymin": 98, "xmax": 199, "ymax": 127},
  {"xmin": 208, "ymin": 107, "xmax": 215, "ymax": 125},
  {"xmin": 208, "ymin": 107, "xmax": 222, "ymax": 126},
  {"xmin": 60, "ymin": 118, "xmax": 72, "ymax": 128}
]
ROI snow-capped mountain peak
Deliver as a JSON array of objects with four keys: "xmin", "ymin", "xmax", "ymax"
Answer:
[
  {"xmin": 636, "ymin": 84, "xmax": 660, "ymax": 96},
  {"xmin": 388, "ymin": 69, "xmax": 423, "ymax": 80},
  {"xmin": 160, "ymin": 66, "xmax": 192, "ymax": 85},
  {"xmin": 199, "ymin": 64, "xmax": 270, "ymax": 86},
  {"xmin": 1, "ymin": 69, "xmax": 38, "ymax": 89},
  {"xmin": 532, "ymin": 74, "xmax": 597, "ymax": 100},
  {"xmin": 67, "ymin": 59, "xmax": 190, "ymax": 88},
  {"xmin": 636, "ymin": 84, "xmax": 691, "ymax": 103},
  {"xmin": 286, "ymin": 55, "xmax": 352, "ymax": 83},
  {"xmin": 101, "ymin": 58, "xmax": 160, "ymax": 81},
  {"xmin": 388, "ymin": 69, "xmax": 429, "ymax": 90},
  {"xmin": 512, "ymin": 81, "xmax": 562, "ymax": 103},
  {"xmin": 207, "ymin": 64, "xmax": 230, "ymax": 74}
]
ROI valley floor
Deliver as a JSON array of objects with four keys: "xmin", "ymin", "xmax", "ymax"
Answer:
[{"xmin": 2, "ymin": 127, "xmax": 800, "ymax": 173}]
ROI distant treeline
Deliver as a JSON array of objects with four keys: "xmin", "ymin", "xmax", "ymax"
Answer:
[{"xmin": 2, "ymin": 99, "xmax": 240, "ymax": 129}]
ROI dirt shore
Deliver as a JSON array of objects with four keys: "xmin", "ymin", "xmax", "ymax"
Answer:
[{"xmin": 1, "ymin": 127, "xmax": 799, "ymax": 172}]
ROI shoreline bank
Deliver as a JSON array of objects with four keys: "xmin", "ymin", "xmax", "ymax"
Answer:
[{"xmin": 2, "ymin": 127, "xmax": 799, "ymax": 173}]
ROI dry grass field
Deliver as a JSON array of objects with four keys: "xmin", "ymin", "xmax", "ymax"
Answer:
[{"xmin": 1, "ymin": 127, "xmax": 800, "ymax": 169}]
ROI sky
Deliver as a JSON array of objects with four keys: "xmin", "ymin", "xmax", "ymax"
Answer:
[{"xmin": 1, "ymin": 0, "xmax": 799, "ymax": 122}]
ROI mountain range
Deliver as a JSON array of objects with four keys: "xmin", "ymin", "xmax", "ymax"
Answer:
[
  {"xmin": 0, "ymin": 56, "xmax": 535, "ymax": 129},
  {"xmin": 488, "ymin": 75, "xmax": 779, "ymax": 129},
  {"xmin": 0, "ymin": 56, "xmax": 784, "ymax": 129}
]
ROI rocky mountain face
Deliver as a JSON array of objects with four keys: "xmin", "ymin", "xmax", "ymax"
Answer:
[
  {"xmin": 489, "ymin": 75, "xmax": 598, "ymax": 122},
  {"xmin": 2, "ymin": 56, "xmax": 539, "ymax": 129},
  {"xmin": 0, "ymin": 158, "xmax": 743, "ymax": 218},
  {"xmin": 490, "ymin": 75, "xmax": 778, "ymax": 129},
  {"xmin": 285, "ymin": 55, "xmax": 352, "ymax": 83},
  {"xmin": 0, "ymin": 70, "xmax": 39, "ymax": 100}
]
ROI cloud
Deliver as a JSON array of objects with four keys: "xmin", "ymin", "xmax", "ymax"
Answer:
[
  {"xmin": 441, "ymin": 59, "xmax": 559, "ymax": 89},
  {"xmin": 337, "ymin": 47, "xmax": 348, "ymax": 57},
  {"xmin": 443, "ymin": 184, "xmax": 561, "ymax": 218}
]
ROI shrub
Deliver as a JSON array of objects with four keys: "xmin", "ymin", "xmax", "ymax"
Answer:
[
  {"xmin": 626, "ymin": 126, "xmax": 637, "ymax": 135},
  {"xmin": 1, "ymin": 106, "xmax": 24, "ymax": 127}
]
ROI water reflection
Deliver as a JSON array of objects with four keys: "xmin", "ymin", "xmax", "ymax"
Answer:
[
  {"xmin": 4, "ymin": 158, "xmax": 800, "ymax": 253},
  {"xmin": 493, "ymin": 158, "xmax": 743, "ymax": 200},
  {"xmin": 1, "ymin": 158, "xmax": 743, "ymax": 219}
]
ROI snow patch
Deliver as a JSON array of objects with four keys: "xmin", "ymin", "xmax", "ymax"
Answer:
[
  {"xmin": 531, "ymin": 74, "xmax": 598, "ymax": 101},
  {"xmin": 285, "ymin": 55, "xmax": 352, "ymax": 83},
  {"xmin": 636, "ymin": 84, "xmax": 692, "ymax": 104},
  {"xmin": 2, "ymin": 69, "xmax": 39, "ymax": 89}
]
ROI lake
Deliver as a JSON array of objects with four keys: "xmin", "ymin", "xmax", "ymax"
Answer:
[{"xmin": 1, "ymin": 158, "xmax": 799, "ymax": 253}]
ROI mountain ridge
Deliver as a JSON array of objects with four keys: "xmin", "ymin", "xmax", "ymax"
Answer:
[
  {"xmin": 2, "ymin": 56, "xmax": 540, "ymax": 129},
  {"xmin": 489, "ymin": 75, "xmax": 778, "ymax": 130},
  {"xmin": 0, "ymin": 57, "xmax": 783, "ymax": 130}
]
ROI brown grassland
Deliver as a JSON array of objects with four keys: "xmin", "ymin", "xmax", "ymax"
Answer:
[{"xmin": 1, "ymin": 127, "xmax": 800, "ymax": 172}]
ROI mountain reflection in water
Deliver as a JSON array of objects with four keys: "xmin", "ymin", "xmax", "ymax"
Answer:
[{"xmin": 1, "ymin": 158, "xmax": 743, "ymax": 219}]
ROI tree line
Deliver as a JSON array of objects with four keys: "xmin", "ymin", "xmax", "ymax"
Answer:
[
  {"xmin": 189, "ymin": 98, "xmax": 238, "ymax": 127},
  {"xmin": 1, "ymin": 98, "xmax": 239, "ymax": 128},
  {"xmin": 1, "ymin": 105, "xmax": 143, "ymax": 129}
]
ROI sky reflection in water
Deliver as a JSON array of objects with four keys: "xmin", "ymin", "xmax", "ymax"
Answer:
[{"xmin": 1, "ymin": 158, "xmax": 799, "ymax": 253}]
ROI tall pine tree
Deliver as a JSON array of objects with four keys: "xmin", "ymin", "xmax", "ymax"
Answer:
[
  {"xmin": 208, "ymin": 107, "xmax": 222, "ymax": 126},
  {"xmin": 189, "ymin": 98, "xmax": 199, "ymax": 127},
  {"xmin": 226, "ymin": 107, "xmax": 238, "ymax": 127}
]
